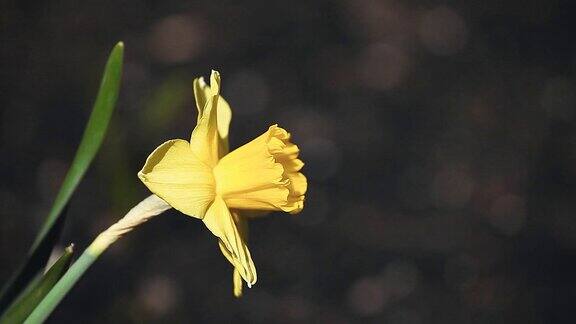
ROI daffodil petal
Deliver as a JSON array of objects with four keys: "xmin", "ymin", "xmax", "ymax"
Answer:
[
  {"xmin": 203, "ymin": 197, "xmax": 257, "ymax": 286},
  {"xmin": 218, "ymin": 211, "xmax": 248, "ymax": 264},
  {"xmin": 193, "ymin": 71, "xmax": 232, "ymax": 151},
  {"xmin": 216, "ymin": 97, "xmax": 232, "ymax": 157},
  {"xmin": 209, "ymin": 69, "xmax": 221, "ymax": 94},
  {"xmin": 189, "ymin": 71, "xmax": 231, "ymax": 167},
  {"xmin": 234, "ymin": 211, "xmax": 249, "ymax": 237},
  {"xmin": 193, "ymin": 76, "xmax": 209, "ymax": 122},
  {"xmin": 217, "ymin": 211, "xmax": 248, "ymax": 297},
  {"xmin": 209, "ymin": 70, "xmax": 231, "ymax": 141},
  {"xmin": 138, "ymin": 139, "xmax": 215, "ymax": 219},
  {"xmin": 233, "ymin": 269, "xmax": 243, "ymax": 297},
  {"xmin": 190, "ymin": 95, "xmax": 220, "ymax": 167}
]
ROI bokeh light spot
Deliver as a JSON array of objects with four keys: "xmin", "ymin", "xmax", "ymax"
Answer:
[
  {"xmin": 148, "ymin": 14, "xmax": 207, "ymax": 63},
  {"xmin": 418, "ymin": 6, "xmax": 467, "ymax": 56}
]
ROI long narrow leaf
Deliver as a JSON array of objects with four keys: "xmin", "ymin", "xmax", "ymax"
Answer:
[
  {"xmin": 32, "ymin": 41, "xmax": 125, "ymax": 251},
  {"xmin": 0, "ymin": 207, "xmax": 68, "ymax": 312},
  {"xmin": 24, "ymin": 248, "xmax": 99, "ymax": 324},
  {"xmin": 0, "ymin": 42, "xmax": 124, "ymax": 312},
  {"xmin": 0, "ymin": 245, "xmax": 74, "ymax": 324}
]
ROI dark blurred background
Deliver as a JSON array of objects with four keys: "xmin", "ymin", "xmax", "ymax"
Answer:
[{"xmin": 2, "ymin": 0, "xmax": 576, "ymax": 323}]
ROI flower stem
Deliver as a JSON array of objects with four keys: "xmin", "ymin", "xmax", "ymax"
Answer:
[{"xmin": 23, "ymin": 195, "xmax": 171, "ymax": 324}]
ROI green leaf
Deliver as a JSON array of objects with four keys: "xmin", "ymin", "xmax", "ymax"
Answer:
[
  {"xmin": 0, "ymin": 207, "xmax": 69, "ymax": 313},
  {"xmin": 32, "ymin": 41, "xmax": 125, "ymax": 251},
  {"xmin": 0, "ymin": 42, "xmax": 124, "ymax": 313},
  {"xmin": 24, "ymin": 247, "xmax": 99, "ymax": 324},
  {"xmin": 0, "ymin": 245, "xmax": 74, "ymax": 324}
]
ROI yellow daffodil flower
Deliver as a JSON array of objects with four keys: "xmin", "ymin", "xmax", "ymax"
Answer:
[{"xmin": 138, "ymin": 71, "xmax": 307, "ymax": 294}]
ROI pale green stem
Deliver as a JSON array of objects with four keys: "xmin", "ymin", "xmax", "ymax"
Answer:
[{"xmin": 24, "ymin": 195, "xmax": 171, "ymax": 324}]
